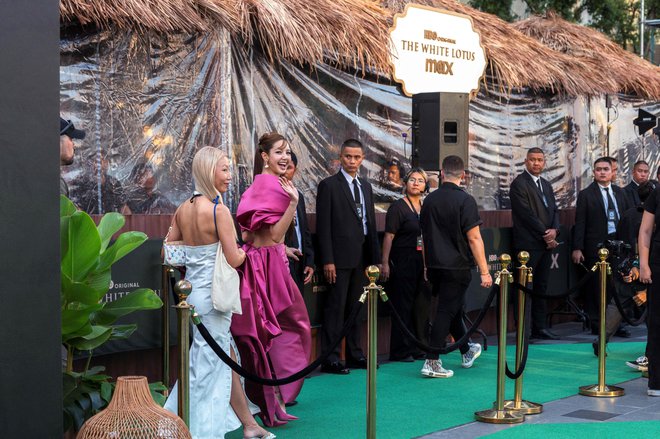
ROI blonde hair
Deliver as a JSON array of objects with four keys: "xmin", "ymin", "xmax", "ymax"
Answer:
[{"xmin": 192, "ymin": 146, "xmax": 228, "ymax": 202}]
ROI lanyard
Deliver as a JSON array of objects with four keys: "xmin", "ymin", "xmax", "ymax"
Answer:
[{"xmin": 405, "ymin": 195, "xmax": 421, "ymax": 219}]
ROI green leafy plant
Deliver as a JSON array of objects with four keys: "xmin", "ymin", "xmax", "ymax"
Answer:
[{"xmin": 60, "ymin": 195, "xmax": 164, "ymax": 431}]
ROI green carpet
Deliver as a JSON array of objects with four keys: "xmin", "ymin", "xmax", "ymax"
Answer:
[
  {"xmin": 227, "ymin": 342, "xmax": 648, "ymax": 439},
  {"xmin": 483, "ymin": 420, "xmax": 660, "ymax": 438}
]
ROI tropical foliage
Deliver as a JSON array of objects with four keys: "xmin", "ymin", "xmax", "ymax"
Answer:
[
  {"xmin": 60, "ymin": 195, "xmax": 163, "ymax": 431},
  {"xmin": 471, "ymin": 0, "xmax": 659, "ymax": 55}
]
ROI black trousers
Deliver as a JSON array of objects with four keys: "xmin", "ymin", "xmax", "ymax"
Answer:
[
  {"xmin": 321, "ymin": 255, "xmax": 367, "ymax": 364},
  {"xmin": 426, "ymin": 268, "xmax": 472, "ymax": 361},
  {"xmin": 514, "ymin": 248, "xmax": 551, "ymax": 332},
  {"xmin": 582, "ymin": 257, "xmax": 616, "ymax": 328},
  {"xmin": 387, "ymin": 248, "xmax": 424, "ymax": 359},
  {"xmin": 648, "ymin": 248, "xmax": 660, "ymax": 390},
  {"xmin": 288, "ymin": 257, "xmax": 305, "ymax": 294}
]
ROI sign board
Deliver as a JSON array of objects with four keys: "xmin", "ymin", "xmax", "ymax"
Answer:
[
  {"xmin": 389, "ymin": 4, "xmax": 487, "ymax": 97},
  {"xmin": 91, "ymin": 239, "xmax": 177, "ymax": 356}
]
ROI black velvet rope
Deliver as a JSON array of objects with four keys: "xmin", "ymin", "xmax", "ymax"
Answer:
[
  {"xmin": 385, "ymin": 283, "xmax": 498, "ymax": 355},
  {"xmin": 194, "ymin": 300, "xmax": 364, "ymax": 386},
  {"xmin": 500, "ymin": 283, "xmax": 531, "ymax": 379},
  {"xmin": 510, "ymin": 268, "xmax": 596, "ymax": 300},
  {"xmin": 606, "ymin": 276, "xmax": 648, "ymax": 327}
]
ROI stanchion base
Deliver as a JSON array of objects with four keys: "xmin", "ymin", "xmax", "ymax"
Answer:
[
  {"xmin": 642, "ymin": 371, "xmax": 649, "ymax": 379},
  {"xmin": 474, "ymin": 409, "xmax": 525, "ymax": 424},
  {"xmin": 502, "ymin": 399, "xmax": 543, "ymax": 415},
  {"xmin": 578, "ymin": 384, "xmax": 625, "ymax": 397}
]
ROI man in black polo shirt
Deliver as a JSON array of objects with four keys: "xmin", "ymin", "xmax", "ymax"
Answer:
[{"xmin": 420, "ymin": 155, "xmax": 492, "ymax": 378}]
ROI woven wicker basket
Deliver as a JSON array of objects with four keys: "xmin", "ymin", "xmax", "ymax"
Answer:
[{"xmin": 78, "ymin": 376, "xmax": 191, "ymax": 439}]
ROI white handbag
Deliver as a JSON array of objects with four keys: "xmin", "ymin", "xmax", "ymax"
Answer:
[
  {"xmin": 211, "ymin": 242, "xmax": 242, "ymax": 314},
  {"xmin": 163, "ymin": 208, "xmax": 186, "ymax": 267}
]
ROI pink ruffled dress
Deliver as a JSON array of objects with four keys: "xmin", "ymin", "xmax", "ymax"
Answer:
[{"xmin": 232, "ymin": 173, "xmax": 312, "ymax": 427}]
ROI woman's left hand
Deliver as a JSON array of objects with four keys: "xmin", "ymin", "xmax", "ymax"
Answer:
[
  {"xmin": 640, "ymin": 265, "xmax": 652, "ymax": 284},
  {"xmin": 279, "ymin": 177, "xmax": 299, "ymax": 202}
]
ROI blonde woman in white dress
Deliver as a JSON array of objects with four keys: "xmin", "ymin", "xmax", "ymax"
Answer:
[{"xmin": 164, "ymin": 146, "xmax": 274, "ymax": 439}]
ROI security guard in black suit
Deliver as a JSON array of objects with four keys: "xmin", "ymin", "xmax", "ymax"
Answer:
[
  {"xmin": 572, "ymin": 157, "xmax": 632, "ymax": 329},
  {"xmin": 284, "ymin": 152, "xmax": 315, "ymax": 292},
  {"xmin": 316, "ymin": 139, "xmax": 380, "ymax": 374},
  {"xmin": 623, "ymin": 160, "xmax": 650, "ymax": 207},
  {"xmin": 510, "ymin": 147, "xmax": 560, "ymax": 340}
]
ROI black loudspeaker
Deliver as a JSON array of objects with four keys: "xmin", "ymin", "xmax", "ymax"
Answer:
[{"xmin": 411, "ymin": 92, "xmax": 469, "ymax": 171}]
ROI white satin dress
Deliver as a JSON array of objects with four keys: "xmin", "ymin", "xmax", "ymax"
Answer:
[{"xmin": 164, "ymin": 242, "xmax": 258, "ymax": 438}]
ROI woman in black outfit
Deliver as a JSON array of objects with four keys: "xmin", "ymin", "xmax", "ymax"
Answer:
[
  {"xmin": 638, "ymin": 185, "xmax": 660, "ymax": 397},
  {"xmin": 381, "ymin": 168, "xmax": 428, "ymax": 362}
]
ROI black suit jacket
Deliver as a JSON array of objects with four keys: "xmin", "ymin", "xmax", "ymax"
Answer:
[
  {"xmin": 285, "ymin": 189, "xmax": 314, "ymax": 268},
  {"xmin": 510, "ymin": 171, "xmax": 560, "ymax": 251},
  {"xmin": 316, "ymin": 171, "xmax": 380, "ymax": 269},
  {"xmin": 573, "ymin": 182, "xmax": 632, "ymax": 261},
  {"xmin": 623, "ymin": 181, "xmax": 641, "ymax": 207}
]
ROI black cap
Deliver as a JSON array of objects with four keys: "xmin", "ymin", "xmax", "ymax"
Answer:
[{"xmin": 60, "ymin": 117, "xmax": 86, "ymax": 140}]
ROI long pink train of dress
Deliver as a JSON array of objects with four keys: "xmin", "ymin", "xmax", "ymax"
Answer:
[{"xmin": 232, "ymin": 173, "xmax": 312, "ymax": 427}]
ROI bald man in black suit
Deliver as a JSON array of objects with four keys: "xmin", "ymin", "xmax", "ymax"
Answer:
[{"xmin": 510, "ymin": 147, "xmax": 560, "ymax": 340}]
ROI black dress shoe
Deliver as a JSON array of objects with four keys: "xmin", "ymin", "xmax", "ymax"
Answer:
[
  {"xmin": 615, "ymin": 327, "xmax": 632, "ymax": 338},
  {"xmin": 346, "ymin": 357, "xmax": 368, "ymax": 369},
  {"xmin": 347, "ymin": 357, "xmax": 379, "ymax": 369},
  {"xmin": 321, "ymin": 361, "xmax": 350, "ymax": 375},
  {"xmin": 531, "ymin": 329, "xmax": 560, "ymax": 340},
  {"xmin": 592, "ymin": 341, "xmax": 607, "ymax": 357},
  {"xmin": 389, "ymin": 354, "xmax": 414, "ymax": 363}
]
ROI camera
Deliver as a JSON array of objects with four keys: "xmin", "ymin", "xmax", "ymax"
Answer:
[{"xmin": 598, "ymin": 239, "xmax": 634, "ymax": 278}]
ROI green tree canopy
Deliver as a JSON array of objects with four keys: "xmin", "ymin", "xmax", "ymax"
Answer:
[{"xmin": 469, "ymin": 0, "xmax": 659, "ymax": 57}]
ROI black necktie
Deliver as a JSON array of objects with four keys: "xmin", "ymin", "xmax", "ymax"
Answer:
[
  {"xmin": 352, "ymin": 179, "xmax": 360, "ymax": 203},
  {"xmin": 604, "ymin": 188, "xmax": 619, "ymax": 223},
  {"xmin": 290, "ymin": 212, "xmax": 300, "ymax": 249},
  {"xmin": 536, "ymin": 179, "xmax": 548, "ymax": 208},
  {"xmin": 353, "ymin": 178, "xmax": 364, "ymax": 225}
]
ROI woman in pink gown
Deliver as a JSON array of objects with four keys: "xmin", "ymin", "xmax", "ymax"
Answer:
[{"xmin": 232, "ymin": 132, "xmax": 312, "ymax": 427}]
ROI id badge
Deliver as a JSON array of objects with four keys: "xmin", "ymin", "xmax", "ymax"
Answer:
[
  {"xmin": 608, "ymin": 210, "xmax": 616, "ymax": 221},
  {"xmin": 356, "ymin": 203, "xmax": 364, "ymax": 220},
  {"xmin": 416, "ymin": 236, "xmax": 423, "ymax": 251}
]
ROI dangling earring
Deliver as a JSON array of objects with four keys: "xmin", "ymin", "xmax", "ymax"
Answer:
[{"xmin": 264, "ymin": 161, "xmax": 269, "ymax": 169}]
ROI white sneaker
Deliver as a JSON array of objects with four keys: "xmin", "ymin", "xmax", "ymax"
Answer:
[
  {"xmin": 462, "ymin": 343, "xmax": 482, "ymax": 368},
  {"xmin": 626, "ymin": 356, "xmax": 648, "ymax": 372},
  {"xmin": 648, "ymin": 388, "xmax": 660, "ymax": 397},
  {"xmin": 421, "ymin": 359, "xmax": 454, "ymax": 378}
]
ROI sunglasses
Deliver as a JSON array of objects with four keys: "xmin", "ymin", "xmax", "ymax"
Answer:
[{"xmin": 60, "ymin": 119, "xmax": 73, "ymax": 135}]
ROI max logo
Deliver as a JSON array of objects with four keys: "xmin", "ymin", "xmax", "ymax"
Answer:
[{"xmin": 425, "ymin": 58, "xmax": 454, "ymax": 75}]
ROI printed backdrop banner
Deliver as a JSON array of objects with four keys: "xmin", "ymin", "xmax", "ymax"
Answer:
[
  {"xmin": 60, "ymin": 27, "xmax": 660, "ymax": 215},
  {"xmin": 90, "ymin": 239, "xmax": 177, "ymax": 356}
]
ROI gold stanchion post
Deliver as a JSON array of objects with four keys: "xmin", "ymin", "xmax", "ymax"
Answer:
[
  {"xmin": 173, "ymin": 279, "xmax": 194, "ymax": 425},
  {"xmin": 359, "ymin": 265, "xmax": 389, "ymax": 439},
  {"xmin": 578, "ymin": 248, "xmax": 625, "ymax": 397},
  {"xmin": 161, "ymin": 265, "xmax": 174, "ymax": 396},
  {"xmin": 503, "ymin": 251, "xmax": 542, "ymax": 415},
  {"xmin": 475, "ymin": 254, "xmax": 525, "ymax": 424}
]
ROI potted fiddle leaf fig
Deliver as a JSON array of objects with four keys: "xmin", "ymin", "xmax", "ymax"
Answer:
[{"xmin": 60, "ymin": 195, "xmax": 164, "ymax": 432}]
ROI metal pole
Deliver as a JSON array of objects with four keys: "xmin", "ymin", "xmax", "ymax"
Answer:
[
  {"xmin": 174, "ymin": 279, "xmax": 193, "ymax": 425},
  {"xmin": 641, "ymin": 0, "xmax": 645, "ymax": 59},
  {"xmin": 579, "ymin": 249, "xmax": 625, "ymax": 397},
  {"xmin": 363, "ymin": 265, "xmax": 380, "ymax": 439},
  {"xmin": 161, "ymin": 265, "xmax": 174, "ymax": 396},
  {"xmin": 475, "ymin": 254, "xmax": 525, "ymax": 424},
  {"xmin": 503, "ymin": 252, "xmax": 542, "ymax": 415}
]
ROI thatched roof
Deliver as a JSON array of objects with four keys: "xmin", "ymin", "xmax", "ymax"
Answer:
[
  {"xmin": 513, "ymin": 12, "xmax": 660, "ymax": 99},
  {"xmin": 59, "ymin": 0, "xmax": 392, "ymax": 72},
  {"xmin": 60, "ymin": 0, "xmax": 660, "ymax": 98}
]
